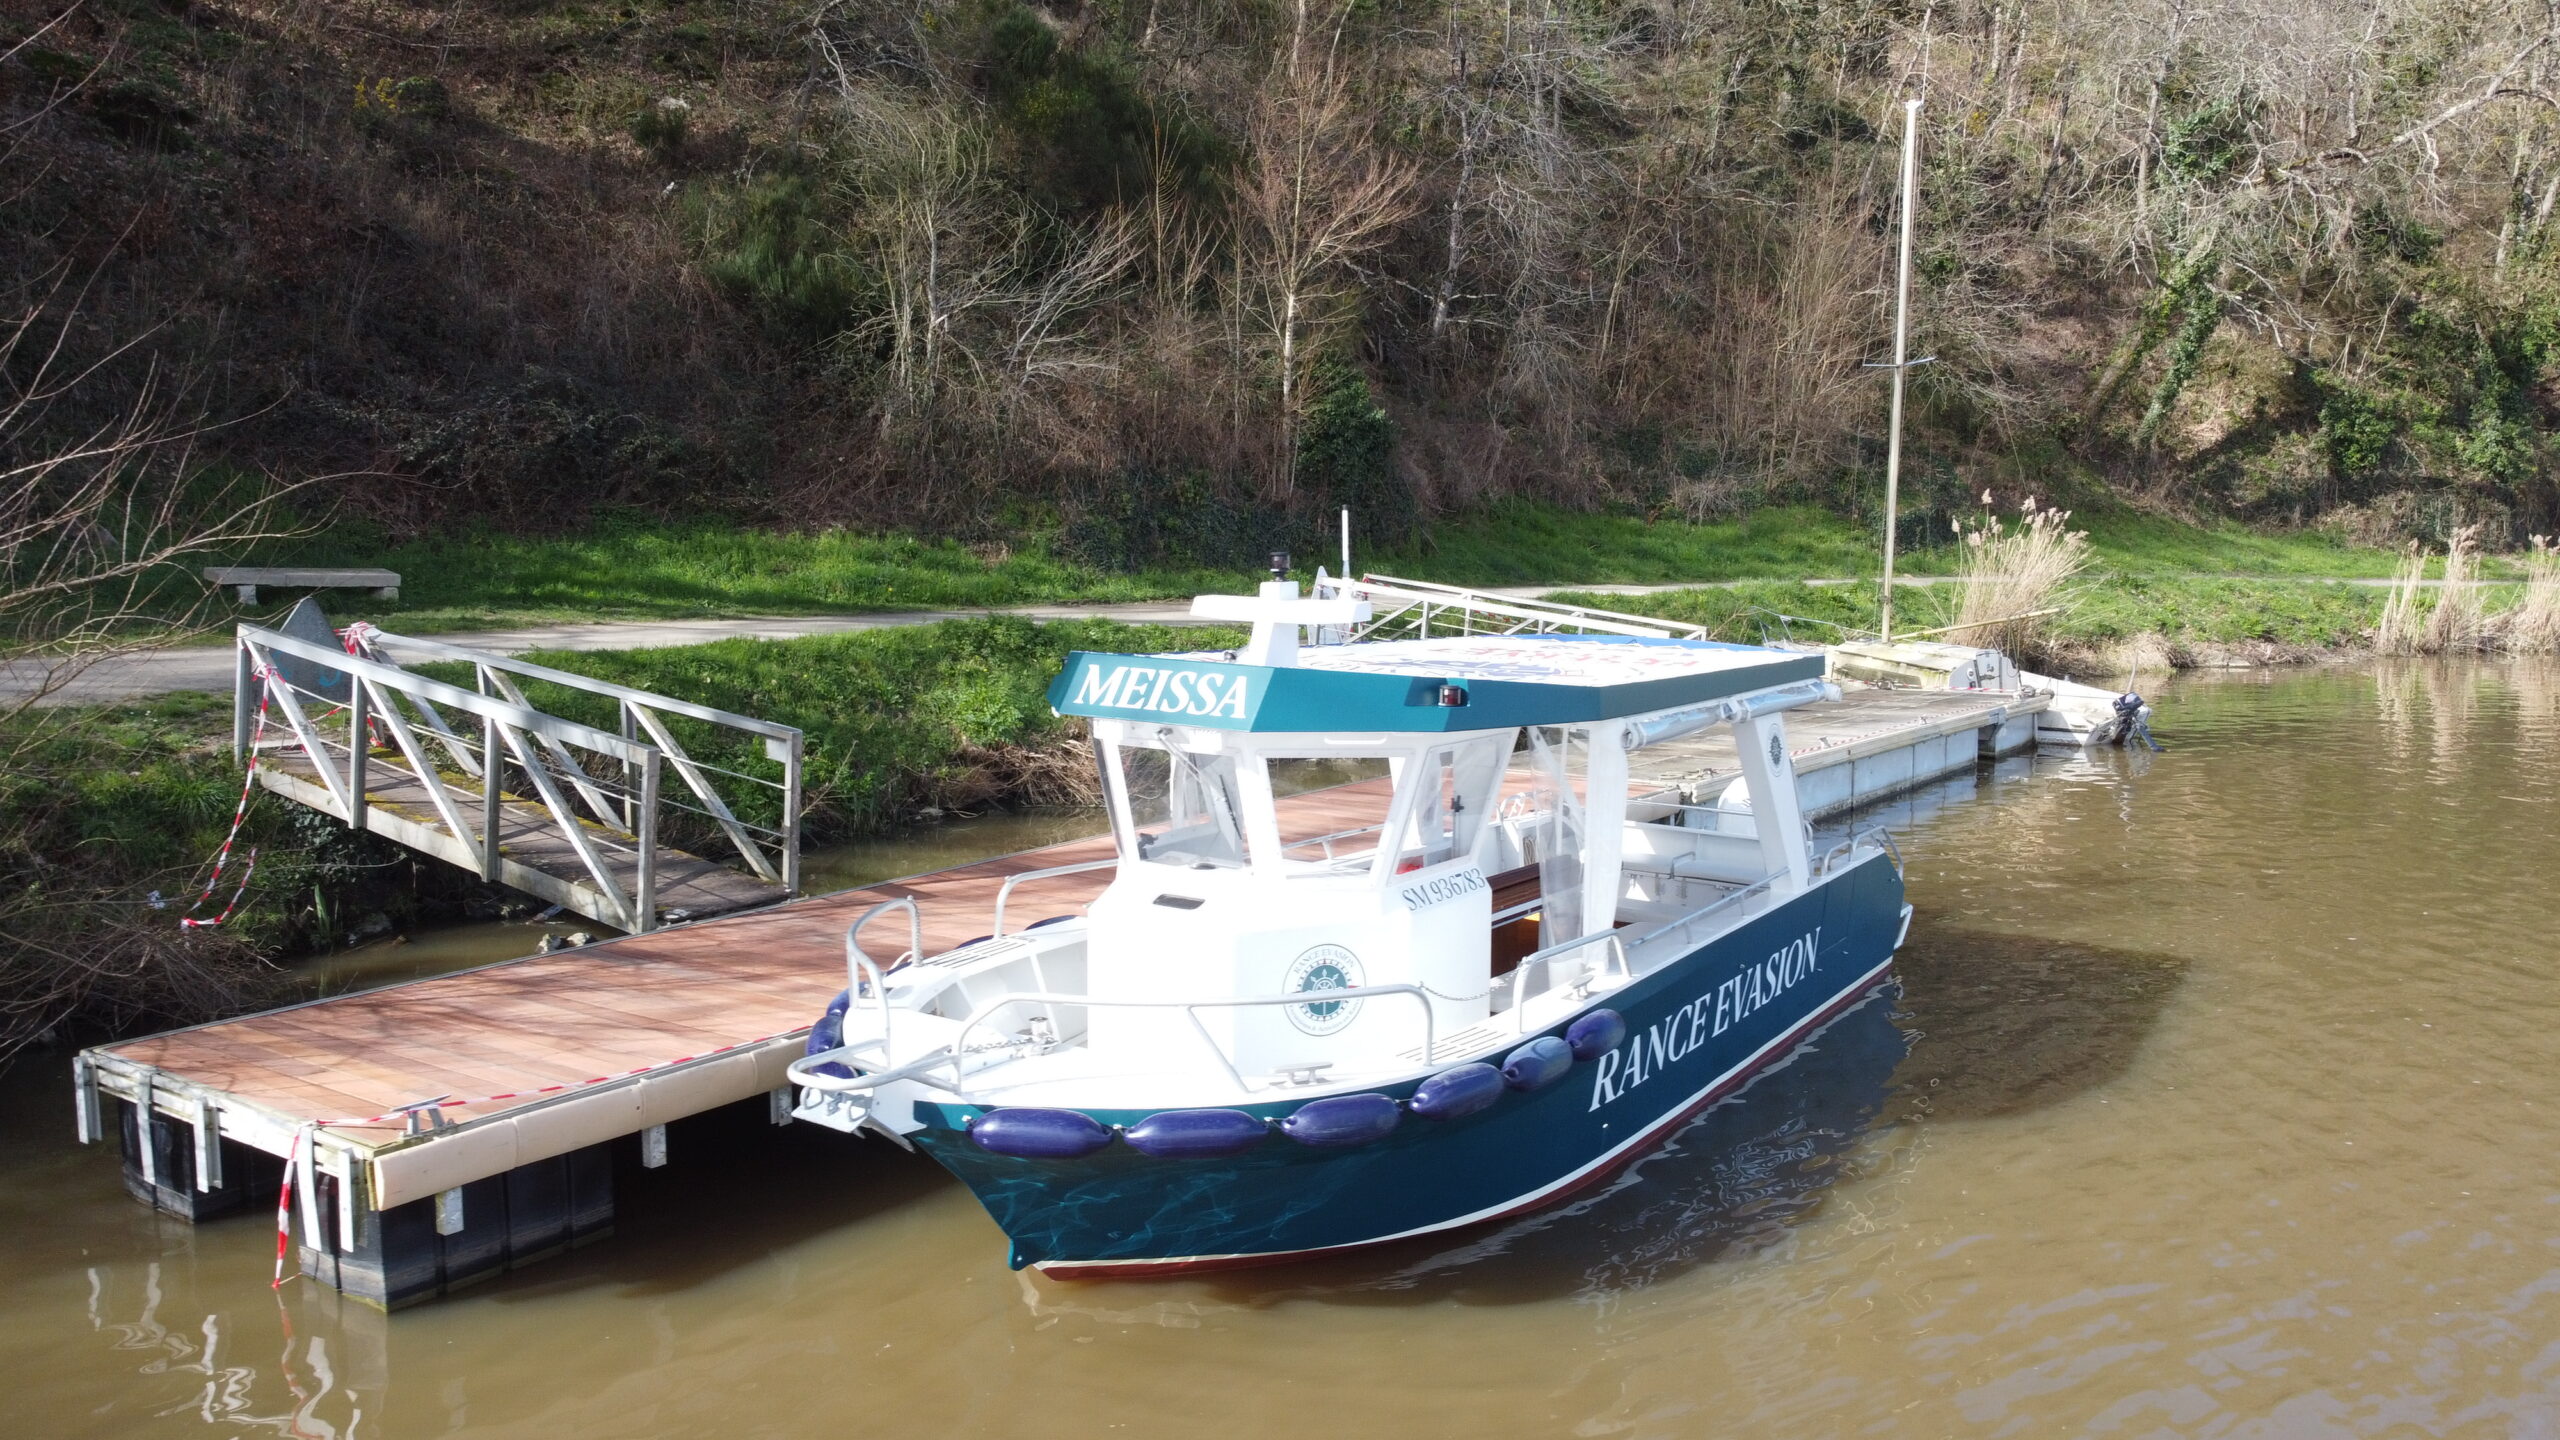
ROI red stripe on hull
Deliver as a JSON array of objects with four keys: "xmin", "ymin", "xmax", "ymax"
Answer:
[{"xmin": 1037, "ymin": 959, "xmax": 1899, "ymax": 1282}]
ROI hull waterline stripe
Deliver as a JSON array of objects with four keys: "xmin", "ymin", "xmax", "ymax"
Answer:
[{"xmin": 1036, "ymin": 952, "xmax": 1900, "ymax": 1279}]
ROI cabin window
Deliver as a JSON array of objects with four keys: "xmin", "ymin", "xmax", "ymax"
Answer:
[
  {"xmin": 1115, "ymin": 738, "xmax": 1254, "ymax": 869},
  {"xmin": 1266, "ymin": 755, "xmax": 1394, "ymax": 873},
  {"xmin": 1395, "ymin": 737, "xmax": 1506, "ymax": 872},
  {"xmin": 1522, "ymin": 726, "xmax": 1589, "ymax": 938}
]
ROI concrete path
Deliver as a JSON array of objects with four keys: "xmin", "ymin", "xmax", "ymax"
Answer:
[
  {"xmin": 3, "ymin": 602, "xmax": 1209, "ymax": 707},
  {"xmin": 0, "ymin": 573, "xmax": 2498, "ymax": 707}
]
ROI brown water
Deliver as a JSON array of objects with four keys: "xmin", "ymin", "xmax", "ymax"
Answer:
[{"xmin": 8, "ymin": 662, "xmax": 2559, "ymax": 1439}]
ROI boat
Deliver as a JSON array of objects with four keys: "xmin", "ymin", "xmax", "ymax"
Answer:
[
  {"xmin": 1827, "ymin": 638, "xmax": 2156, "ymax": 748},
  {"xmin": 786, "ymin": 578, "xmax": 1913, "ymax": 1276}
]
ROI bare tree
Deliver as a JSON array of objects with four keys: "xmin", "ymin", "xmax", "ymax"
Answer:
[{"xmin": 1234, "ymin": 55, "xmax": 1416, "ymax": 494}]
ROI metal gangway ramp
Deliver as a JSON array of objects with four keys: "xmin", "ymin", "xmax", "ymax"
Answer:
[{"xmin": 232, "ymin": 607, "xmax": 802, "ymax": 931}]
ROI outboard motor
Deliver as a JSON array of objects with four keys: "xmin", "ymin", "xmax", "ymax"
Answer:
[{"xmin": 2111, "ymin": 692, "xmax": 2161, "ymax": 751}]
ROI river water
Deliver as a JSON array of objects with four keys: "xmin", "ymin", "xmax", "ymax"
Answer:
[{"xmin": 6, "ymin": 662, "xmax": 2558, "ymax": 1438}]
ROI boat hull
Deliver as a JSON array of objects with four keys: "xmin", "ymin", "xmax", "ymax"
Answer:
[{"xmin": 912, "ymin": 852, "xmax": 1907, "ymax": 1275}]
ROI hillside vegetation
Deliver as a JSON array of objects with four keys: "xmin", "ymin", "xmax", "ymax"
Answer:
[{"xmin": 10, "ymin": 0, "xmax": 2560, "ymax": 563}]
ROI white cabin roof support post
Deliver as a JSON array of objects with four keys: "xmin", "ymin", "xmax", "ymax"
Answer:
[
  {"xmin": 1580, "ymin": 729, "xmax": 1632, "ymax": 941},
  {"xmin": 1733, "ymin": 712, "xmax": 1812, "ymax": 890}
]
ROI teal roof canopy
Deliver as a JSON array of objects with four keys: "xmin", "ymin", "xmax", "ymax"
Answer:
[{"xmin": 1048, "ymin": 634, "xmax": 1826, "ymax": 733}]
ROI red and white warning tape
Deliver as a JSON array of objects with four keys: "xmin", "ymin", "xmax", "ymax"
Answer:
[
  {"xmin": 181, "ymin": 662, "xmax": 274, "ymax": 930},
  {"xmin": 185, "ymin": 624, "xmax": 386, "ymax": 931}
]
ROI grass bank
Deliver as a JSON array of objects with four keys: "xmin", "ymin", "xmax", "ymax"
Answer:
[
  {"xmin": 413, "ymin": 615, "xmax": 1238, "ymax": 843},
  {"xmin": 1550, "ymin": 576, "xmax": 2398, "ymax": 669},
  {"xmin": 0, "ymin": 692, "xmax": 483, "ymax": 1057},
  {"xmin": 236, "ymin": 502, "xmax": 2449, "ymax": 637}
]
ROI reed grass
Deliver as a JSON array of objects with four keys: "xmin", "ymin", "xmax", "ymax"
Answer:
[
  {"xmin": 2496, "ymin": 536, "xmax": 2560, "ymax": 653},
  {"xmin": 2421, "ymin": 524, "xmax": 2487, "ymax": 654},
  {"xmin": 2375, "ymin": 546, "xmax": 2429, "ymax": 656},
  {"xmin": 1944, "ymin": 496, "xmax": 2091, "ymax": 663}
]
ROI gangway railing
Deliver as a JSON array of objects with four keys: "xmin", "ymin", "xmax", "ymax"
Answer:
[
  {"xmin": 1332, "ymin": 574, "xmax": 1709, "ymax": 644},
  {"xmin": 357, "ymin": 630, "xmax": 805, "ymax": 896},
  {"xmin": 232, "ymin": 622, "xmax": 802, "ymax": 931}
]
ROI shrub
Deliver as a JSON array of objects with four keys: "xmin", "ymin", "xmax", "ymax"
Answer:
[
  {"xmin": 973, "ymin": 2, "xmax": 1227, "ymax": 215},
  {"xmin": 693, "ymin": 173, "xmax": 864, "ymax": 341},
  {"xmin": 1295, "ymin": 358, "xmax": 1412, "ymax": 547},
  {"xmin": 2319, "ymin": 379, "xmax": 2398, "ymax": 482},
  {"xmin": 630, "ymin": 96, "xmax": 690, "ymax": 164},
  {"xmin": 1946, "ymin": 494, "xmax": 2091, "ymax": 662}
]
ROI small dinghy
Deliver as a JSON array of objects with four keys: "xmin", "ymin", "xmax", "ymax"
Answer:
[{"xmin": 788, "ymin": 580, "xmax": 1912, "ymax": 1276}]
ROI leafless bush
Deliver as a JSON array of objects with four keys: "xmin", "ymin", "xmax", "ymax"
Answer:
[
  {"xmin": 0, "ymin": 890, "xmax": 285, "ymax": 1062},
  {"xmin": 1, "ymin": 269, "xmax": 315, "ymax": 721},
  {"xmin": 1233, "ymin": 61, "xmax": 1417, "ymax": 494}
]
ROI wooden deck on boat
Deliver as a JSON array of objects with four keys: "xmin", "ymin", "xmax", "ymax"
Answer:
[{"xmin": 80, "ymin": 682, "xmax": 2046, "ymax": 1223}]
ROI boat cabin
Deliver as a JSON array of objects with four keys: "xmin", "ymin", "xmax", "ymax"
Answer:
[
  {"xmin": 796, "ymin": 580, "xmax": 1849, "ymax": 1124},
  {"xmin": 1053, "ymin": 581, "xmax": 1833, "ymax": 1084}
]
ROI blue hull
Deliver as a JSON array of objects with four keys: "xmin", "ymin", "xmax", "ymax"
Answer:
[{"xmin": 914, "ymin": 853, "xmax": 1907, "ymax": 1274}]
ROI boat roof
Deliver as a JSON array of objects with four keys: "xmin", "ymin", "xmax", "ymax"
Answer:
[{"xmin": 1048, "ymin": 634, "xmax": 1826, "ymax": 733}]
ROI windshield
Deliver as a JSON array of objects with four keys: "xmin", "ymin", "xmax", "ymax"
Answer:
[{"xmin": 1114, "ymin": 741, "xmax": 1253, "ymax": 869}]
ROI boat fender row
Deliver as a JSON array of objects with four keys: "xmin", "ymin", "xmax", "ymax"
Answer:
[{"xmin": 965, "ymin": 1009, "xmax": 1630, "ymax": 1159}]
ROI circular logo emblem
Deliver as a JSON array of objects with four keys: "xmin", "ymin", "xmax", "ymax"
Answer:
[
  {"xmin": 1768, "ymin": 732, "xmax": 1787, "ymax": 769},
  {"xmin": 1285, "ymin": 944, "xmax": 1364, "ymax": 1035}
]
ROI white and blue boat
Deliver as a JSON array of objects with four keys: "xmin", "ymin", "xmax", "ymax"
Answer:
[{"xmin": 788, "ymin": 580, "xmax": 1911, "ymax": 1277}]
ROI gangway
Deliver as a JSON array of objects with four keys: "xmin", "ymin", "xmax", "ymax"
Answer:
[{"xmin": 231, "ymin": 607, "xmax": 802, "ymax": 931}]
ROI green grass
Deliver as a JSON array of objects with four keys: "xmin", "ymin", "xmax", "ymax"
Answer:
[
  {"xmin": 0, "ymin": 689, "xmax": 451, "ymax": 934},
  {"xmin": 1377, "ymin": 502, "xmax": 1896, "ymax": 584},
  {"xmin": 1550, "ymin": 575, "xmax": 2394, "ymax": 653},
  {"xmin": 414, "ymin": 615, "xmax": 1242, "ymax": 842},
  {"xmin": 305, "ymin": 526, "xmax": 1249, "ymax": 633},
  {"xmin": 218, "ymin": 501, "xmax": 2452, "ymax": 640}
]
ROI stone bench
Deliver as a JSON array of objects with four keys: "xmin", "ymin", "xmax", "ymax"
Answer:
[{"xmin": 203, "ymin": 567, "xmax": 401, "ymax": 605}]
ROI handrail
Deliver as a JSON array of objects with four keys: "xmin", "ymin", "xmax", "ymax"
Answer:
[
  {"xmin": 1277, "ymin": 820, "xmax": 1387, "ymax": 861},
  {"xmin": 242, "ymin": 627, "xmax": 651, "ymax": 763},
  {"xmin": 1814, "ymin": 826, "xmax": 1900, "ymax": 879},
  {"xmin": 991, "ymin": 858, "xmax": 1116, "ymax": 937},
  {"xmin": 1510, "ymin": 931, "xmax": 1631, "ymax": 1030},
  {"xmin": 1346, "ymin": 575, "xmax": 1710, "ymax": 642},
  {"xmin": 790, "ymin": 983, "xmax": 1440, "ymax": 1102},
  {"xmin": 845, "ymin": 899, "xmax": 921, "ymax": 1066},
  {"xmin": 372, "ymin": 629, "xmax": 799, "ymax": 739},
  {"xmin": 1625, "ymin": 874, "xmax": 1777, "ymax": 955}
]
